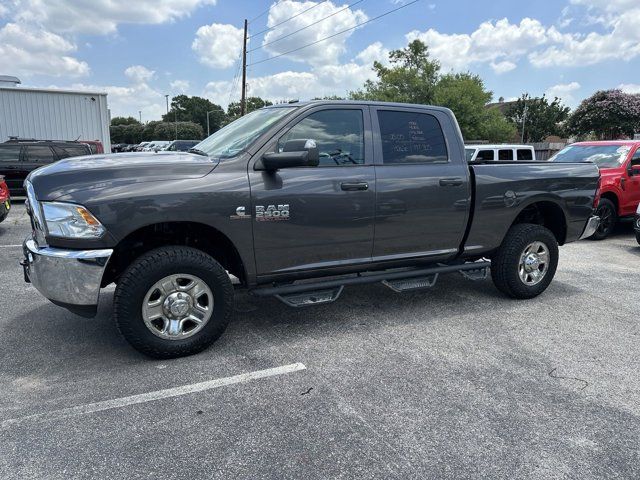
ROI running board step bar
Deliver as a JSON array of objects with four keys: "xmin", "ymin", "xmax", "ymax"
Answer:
[
  {"xmin": 383, "ymin": 274, "xmax": 438, "ymax": 292},
  {"xmin": 251, "ymin": 261, "xmax": 491, "ymax": 304},
  {"xmin": 276, "ymin": 286, "xmax": 344, "ymax": 308}
]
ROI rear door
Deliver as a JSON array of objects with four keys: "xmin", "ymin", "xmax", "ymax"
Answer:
[
  {"xmin": 0, "ymin": 145, "xmax": 24, "ymax": 195},
  {"xmin": 371, "ymin": 107, "xmax": 470, "ymax": 262},
  {"xmin": 498, "ymin": 148, "xmax": 514, "ymax": 161},
  {"xmin": 249, "ymin": 105, "xmax": 376, "ymax": 276}
]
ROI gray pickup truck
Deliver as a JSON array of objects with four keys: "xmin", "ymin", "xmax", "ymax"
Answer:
[{"xmin": 22, "ymin": 101, "xmax": 600, "ymax": 358}]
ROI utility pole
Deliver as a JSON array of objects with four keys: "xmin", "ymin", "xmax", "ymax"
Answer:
[
  {"xmin": 521, "ymin": 95, "xmax": 528, "ymax": 143},
  {"xmin": 240, "ymin": 18, "xmax": 248, "ymax": 116},
  {"xmin": 165, "ymin": 94, "xmax": 169, "ymax": 114},
  {"xmin": 139, "ymin": 110, "xmax": 142, "ymax": 123}
]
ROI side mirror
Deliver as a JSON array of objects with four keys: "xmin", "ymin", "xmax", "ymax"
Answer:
[
  {"xmin": 259, "ymin": 139, "xmax": 319, "ymax": 171},
  {"xmin": 629, "ymin": 164, "xmax": 640, "ymax": 176}
]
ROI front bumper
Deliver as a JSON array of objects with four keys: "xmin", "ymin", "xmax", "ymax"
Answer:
[
  {"xmin": 579, "ymin": 215, "xmax": 600, "ymax": 240},
  {"xmin": 22, "ymin": 237, "xmax": 113, "ymax": 318}
]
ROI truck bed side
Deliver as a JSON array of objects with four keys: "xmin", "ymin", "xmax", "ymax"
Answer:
[{"xmin": 463, "ymin": 162, "xmax": 600, "ymax": 257}]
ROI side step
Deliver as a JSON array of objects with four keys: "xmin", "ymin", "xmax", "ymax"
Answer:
[
  {"xmin": 382, "ymin": 274, "xmax": 438, "ymax": 292},
  {"xmin": 251, "ymin": 261, "xmax": 491, "ymax": 306},
  {"xmin": 275, "ymin": 286, "xmax": 344, "ymax": 307}
]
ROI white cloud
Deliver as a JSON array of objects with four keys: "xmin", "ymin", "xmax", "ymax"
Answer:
[
  {"xmin": 192, "ymin": 23, "xmax": 243, "ymax": 69},
  {"xmin": 124, "ymin": 65, "xmax": 155, "ymax": 84},
  {"xmin": 545, "ymin": 81, "xmax": 581, "ymax": 106},
  {"xmin": 407, "ymin": 18, "xmax": 549, "ymax": 72},
  {"xmin": 490, "ymin": 60, "xmax": 517, "ymax": 74},
  {"xmin": 14, "ymin": 0, "xmax": 217, "ymax": 34},
  {"xmin": 528, "ymin": 8, "xmax": 640, "ymax": 67},
  {"xmin": 259, "ymin": 0, "xmax": 368, "ymax": 65},
  {"xmin": 170, "ymin": 80, "xmax": 190, "ymax": 93},
  {"xmin": 355, "ymin": 41, "xmax": 390, "ymax": 65},
  {"xmin": 570, "ymin": 0, "xmax": 638, "ymax": 13},
  {"xmin": 619, "ymin": 83, "xmax": 640, "ymax": 94},
  {"xmin": 0, "ymin": 22, "xmax": 89, "ymax": 78}
]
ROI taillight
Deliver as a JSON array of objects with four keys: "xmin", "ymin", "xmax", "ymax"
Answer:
[
  {"xmin": 0, "ymin": 181, "xmax": 7, "ymax": 200},
  {"xmin": 593, "ymin": 176, "xmax": 601, "ymax": 209}
]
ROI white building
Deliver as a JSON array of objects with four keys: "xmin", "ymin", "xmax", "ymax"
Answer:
[{"xmin": 0, "ymin": 76, "xmax": 111, "ymax": 151}]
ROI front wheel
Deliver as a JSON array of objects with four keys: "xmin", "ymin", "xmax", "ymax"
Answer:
[
  {"xmin": 590, "ymin": 198, "xmax": 617, "ymax": 240},
  {"xmin": 491, "ymin": 223, "xmax": 559, "ymax": 299},
  {"xmin": 636, "ymin": 231, "xmax": 640, "ymax": 246},
  {"xmin": 113, "ymin": 246, "xmax": 234, "ymax": 358}
]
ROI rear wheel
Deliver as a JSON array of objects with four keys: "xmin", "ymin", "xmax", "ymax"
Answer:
[
  {"xmin": 491, "ymin": 223, "xmax": 559, "ymax": 299},
  {"xmin": 114, "ymin": 246, "xmax": 234, "ymax": 358},
  {"xmin": 591, "ymin": 198, "xmax": 616, "ymax": 240},
  {"xmin": 636, "ymin": 231, "xmax": 640, "ymax": 246}
]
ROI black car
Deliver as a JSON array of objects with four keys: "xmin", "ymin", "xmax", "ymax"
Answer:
[{"xmin": 0, "ymin": 139, "xmax": 92, "ymax": 196}]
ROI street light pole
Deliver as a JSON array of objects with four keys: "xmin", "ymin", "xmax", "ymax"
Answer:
[
  {"xmin": 206, "ymin": 110, "xmax": 215, "ymax": 137},
  {"xmin": 139, "ymin": 110, "xmax": 142, "ymax": 123},
  {"xmin": 165, "ymin": 94, "xmax": 169, "ymax": 114}
]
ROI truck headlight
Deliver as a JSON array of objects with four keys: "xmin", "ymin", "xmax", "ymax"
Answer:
[{"xmin": 41, "ymin": 202, "xmax": 106, "ymax": 239}]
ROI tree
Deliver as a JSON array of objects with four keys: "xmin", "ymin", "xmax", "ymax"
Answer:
[
  {"xmin": 567, "ymin": 89, "xmax": 640, "ymax": 139},
  {"xmin": 349, "ymin": 40, "xmax": 440, "ymax": 104},
  {"xmin": 505, "ymin": 94, "xmax": 570, "ymax": 142},
  {"xmin": 111, "ymin": 116, "xmax": 141, "ymax": 126},
  {"xmin": 162, "ymin": 95, "xmax": 226, "ymax": 135},
  {"xmin": 110, "ymin": 123, "xmax": 144, "ymax": 144},
  {"xmin": 434, "ymin": 73, "xmax": 514, "ymax": 141},
  {"xmin": 153, "ymin": 122, "xmax": 203, "ymax": 140},
  {"xmin": 226, "ymin": 97, "xmax": 273, "ymax": 122}
]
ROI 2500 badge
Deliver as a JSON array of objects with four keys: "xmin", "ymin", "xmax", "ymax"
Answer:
[{"xmin": 256, "ymin": 204, "xmax": 290, "ymax": 221}]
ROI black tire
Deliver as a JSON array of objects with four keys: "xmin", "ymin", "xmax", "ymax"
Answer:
[
  {"xmin": 636, "ymin": 231, "xmax": 640, "ymax": 246},
  {"xmin": 491, "ymin": 223, "xmax": 559, "ymax": 299},
  {"xmin": 113, "ymin": 246, "xmax": 233, "ymax": 359},
  {"xmin": 590, "ymin": 198, "xmax": 617, "ymax": 240}
]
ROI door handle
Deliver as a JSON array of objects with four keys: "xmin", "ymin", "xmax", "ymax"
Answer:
[
  {"xmin": 439, "ymin": 178, "xmax": 463, "ymax": 187},
  {"xmin": 341, "ymin": 181, "xmax": 369, "ymax": 191}
]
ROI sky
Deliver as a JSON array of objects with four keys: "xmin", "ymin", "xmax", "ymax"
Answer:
[{"xmin": 1, "ymin": 0, "xmax": 639, "ymax": 121}]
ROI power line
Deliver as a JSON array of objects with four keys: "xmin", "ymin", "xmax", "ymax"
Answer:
[
  {"xmin": 248, "ymin": 0, "xmax": 366, "ymax": 54},
  {"xmin": 248, "ymin": 0, "xmax": 421, "ymax": 67},
  {"xmin": 248, "ymin": 0, "xmax": 329, "ymax": 39},
  {"xmin": 248, "ymin": 1, "xmax": 279, "ymax": 24}
]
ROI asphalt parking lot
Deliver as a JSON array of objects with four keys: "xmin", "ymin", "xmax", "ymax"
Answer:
[{"xmin": 0, "ymin": 202, "xmax": 639, "ymax": 480}]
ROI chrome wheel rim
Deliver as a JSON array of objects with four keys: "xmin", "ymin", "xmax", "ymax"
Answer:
[
  {"xmin": 518, "ymin": 241, "xmax": 550, "ymax": 286},
  {"xmin": 142, "ymin": 274, "xmax": 213, "ymax": 340}
]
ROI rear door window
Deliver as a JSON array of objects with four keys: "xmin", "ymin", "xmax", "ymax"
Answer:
[
  {"xmin": 517, "ymin": 149, "xmax": 533, "ymax": 160},
  {"xmin": 0, "ymin": 145, "xmax": 22, "ymax": 163},
  {"xmin": 54, "ymin": 144, "xmax": 90, "ymax": 158},
  {"xmin": 476, "ymin": 149, "xmax": 494, "ymax": 161},
  {"xmin": 377, "ymin": 110, "xmax": 448, "ymax": 164},
  {"xmin": 24, "ymin": 146, "xmax": 55, "ymax": 163},
  {"xmin": 499, "ymin": 149, "xmax": 514, "ymax": 160}
]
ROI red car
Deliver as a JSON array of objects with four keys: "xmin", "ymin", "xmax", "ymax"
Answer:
[
  {"xmin": 80, "ymin": 140, "xmax": 104, "ymax": 154},
  {"xmin": 550, "ymin": 141, "xmax": 640, "ymax": 239},
  {"xmin": 0, "ymin": 175, "xmax": 10, "ymax": 223}
]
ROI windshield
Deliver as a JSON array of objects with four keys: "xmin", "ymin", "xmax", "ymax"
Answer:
[
  {"xmin": 195, "ymin": 107, "xmax": 297, "ymax": 158},
  {"xmin": 549, "ymin": 145, "xmax": 631, "ymax": 168},
  {"xmin": 465, "ymin": 148, "xmax": 475, "ymax": 162}
]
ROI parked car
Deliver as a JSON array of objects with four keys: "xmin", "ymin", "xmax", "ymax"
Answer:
[
  {"xmin": 549, "ymin": 141, "xmax": 640, "ymax": 239},
  {"xmin": 22, "ymin": 101, "xmax": 599, "ymax": 358},
  {"xmin": 635, "ymin": 203, "xmax": 640, "ymax": 245},
  {"xmin": 165, "ymin": 140, "xmax": 201, "ymax": 152},
  {"xmin": 80, "ymin": 140, "xmax": 104, "ymax": 154},
  {"xmin": 0, "ymin": 139, "xmax": 92, "ymax": 196},
  {"xmin": 465, "ymin": 144, "xmax": 536, "ymax": 162},
  {"xmin": 144, "ymin": 141, "xmax": 171, "ymax": 152},
  {"xmin": 0, "ymin": 175, "xmax": 10, "ymax": 223},
  {"xmin": 134, "ymin": 142, "xmax": 151, "ymax": 151}
]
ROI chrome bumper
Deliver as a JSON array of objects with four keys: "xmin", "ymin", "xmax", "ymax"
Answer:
[
  {"xmin": 579, "ymin": 215, "xmax": 600, "ymax": 240},
  {"xmin": 22, "ymin": 237, "xmax": 113, "ymax": 317}
]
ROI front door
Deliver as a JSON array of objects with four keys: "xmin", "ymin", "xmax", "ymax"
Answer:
[
  {"xmin": 622, "ymin": 147, "xmax": 640, "ymax": 215},
  {"xmin": 371, "ymin": 107, "xmax": 471, "ymax": 262},
  {"xmin": 249, "ymin": 106, "xmax": 375, "ymax": 277}
]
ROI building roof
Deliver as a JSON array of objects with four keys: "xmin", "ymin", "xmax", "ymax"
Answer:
[{"xmin": 0, "ymin": 85, "xmax": 107, "ymax": 96}]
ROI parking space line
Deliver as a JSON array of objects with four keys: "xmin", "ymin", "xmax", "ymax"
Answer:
[
  {"xmin": 2, "ymin": 363, "xmax": 306, "ymax": 428},
  {"xmin": 0, "ymin": 245, "xmax": 22, "ymax": 248}
]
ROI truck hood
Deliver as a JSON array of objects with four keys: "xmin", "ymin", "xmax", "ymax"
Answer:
[{"xmin": 28, "ymin": 152, "xmax": 219, "ymax": 201}]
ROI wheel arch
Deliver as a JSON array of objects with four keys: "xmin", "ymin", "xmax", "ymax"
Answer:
[
  {"xmin": 599, "ymin": 190, "xmax": 619, "ymax": 214},
  {"xmin": 102, "ymin": 221, "xmax": 247, "ymax": 287},
  {"xmin": 510, "ymin": 200, "xmax": 568, "ymax": 245}
]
